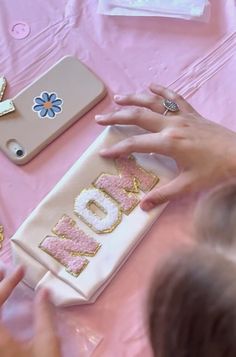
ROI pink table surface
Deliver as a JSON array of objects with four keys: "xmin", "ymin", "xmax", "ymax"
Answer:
[{"xmin": 0, "ymin": 0, "xmax": 236, "ymax": 356}]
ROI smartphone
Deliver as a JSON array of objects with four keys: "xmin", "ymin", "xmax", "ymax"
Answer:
[{"xmin": 0, "ymin": 56, "xmax": 106, "ymax": 165}]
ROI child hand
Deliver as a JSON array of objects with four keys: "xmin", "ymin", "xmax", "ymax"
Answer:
[{"xmin": 0, "ymin": 266, "xmax": 61, "ymax": 357}]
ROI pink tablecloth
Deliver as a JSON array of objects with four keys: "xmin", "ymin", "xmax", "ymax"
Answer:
[{"xmin": 0, "ymin": 1, "xmax": 236, "ymax": 355}]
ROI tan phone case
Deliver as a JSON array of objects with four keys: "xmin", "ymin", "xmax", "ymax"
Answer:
[{"xmin": 0, "ymin": 56, "xmax": 106, "ymax": 165}]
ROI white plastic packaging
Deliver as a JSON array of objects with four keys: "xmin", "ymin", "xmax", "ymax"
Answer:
[{"xmin": 98, "ymin": 0, "xmax": 211, "ymax": 22}]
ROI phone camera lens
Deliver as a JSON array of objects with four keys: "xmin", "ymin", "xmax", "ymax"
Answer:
[
  {"xmin": 16, "ymin": 149, "xmax": 24, "ymax": 157},
  {"xmin": 6, "ymin": 140, "xmax": 25, "ymax": 159}
]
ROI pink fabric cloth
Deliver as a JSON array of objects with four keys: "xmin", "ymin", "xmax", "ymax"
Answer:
[{"xmin": 1, "ymin": 0, "xmax": 236, "ymax": 355}]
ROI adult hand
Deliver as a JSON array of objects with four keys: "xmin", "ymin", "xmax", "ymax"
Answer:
[
  {"xmin": 0, "ymin": 266, "xmax": 61, "ymax": 357},
  {"xmin": 95, "ymin": 84, "xmax": 236, "ymax": 210}
]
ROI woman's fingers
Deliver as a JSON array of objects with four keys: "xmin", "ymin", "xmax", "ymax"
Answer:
[
  {"xmin": 33, "ymin": 289, "xmax": 61, "ymax": 357},
  {"xmin": 114, "ymin": 92, "xmax": 164, "ymax": 113},
  {"xmin": 111, "ymin": 85, "xmax": 196, "ymax": 116},
  {"xmin": 95, "ymin": 108, "xmax": 165, "ymax": 132},
  {"xmin": 0, "ymin": 266, "xmax": 24, "ymax": 306},
  {"xmin": 140, "ymin": 172, "xmax": 193, "ymax": 210},
  {"xmin": 149, "ymin": 84, "xmax": 180, "ymax": 100},
  {"xmin": 100, "ymin": 133, "xmax": 170, "ymax": 158},
  {"xmin": 149, "ymin": 84, "xmax": 196, "ymax": 113}
]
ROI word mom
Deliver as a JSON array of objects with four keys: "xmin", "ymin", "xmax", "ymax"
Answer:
[{"xmin": 39, "ymin": 156, "xmax": 159, "ymax": 276}]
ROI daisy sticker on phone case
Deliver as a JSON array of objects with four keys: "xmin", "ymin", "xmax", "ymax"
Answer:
[{"xmin": 32, "ymin": 91, "xmax": 63, "ymax": 119}]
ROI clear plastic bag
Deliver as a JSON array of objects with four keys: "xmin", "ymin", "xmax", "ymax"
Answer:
[
  {"xmin": 2, "ymin": 274, "xmax": 102, "ymax": 357},
  {"xmin": 57, "ymin": 309, "xmax": 102, "ymax": 357}
]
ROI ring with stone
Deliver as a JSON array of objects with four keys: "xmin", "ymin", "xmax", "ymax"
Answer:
[{"xmin": 163, "ymin": 98, "xmax": 179, "ymax": 116}]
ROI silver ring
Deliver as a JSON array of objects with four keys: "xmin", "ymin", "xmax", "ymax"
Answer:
[{"xmin": 163, "ymin": 99, "xmax": 179, "ymax": 116}]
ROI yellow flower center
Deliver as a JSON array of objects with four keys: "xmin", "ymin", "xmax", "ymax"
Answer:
[{"xmin": 43, "ymin": 101, "xmax": 53, "ymax": 109}]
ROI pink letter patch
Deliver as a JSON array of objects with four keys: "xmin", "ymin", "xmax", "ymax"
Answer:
[
  {"xmin": 39, "ymin": 215, "xmax": 101, "ymax": 276},
  {"xmin": 94, "ymin": 156, "xmax": 159, "ymax": 214}
]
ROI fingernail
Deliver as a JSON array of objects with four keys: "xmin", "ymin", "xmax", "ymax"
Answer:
[
  {"xmin": 100, "ymin": 149, "xmax": 108, "ymax": 155},
  {"xmin": 95, "ymin": 115, "xmax": 104, "ymax": 122},
  {"xmin": 44, "ymin": 289, "xmax": 51, "ymax": 300},
  {"xmin": 39, "ymin": 288, "xmax": 51, "ymax": 302},
  {"xmin": 100, "ymin": 149, "xmax": 118, "ymax": 159},
  {"xmin": 16, "ymin": 265, "xmax": 25, "ymax": 276},
  {"xmin": 114, "ymin": 94, "xmax": 125, "ymax": 101},
  {"xmin": 141, "ymin": 201, "xmax": 155, "ymax": 211}
]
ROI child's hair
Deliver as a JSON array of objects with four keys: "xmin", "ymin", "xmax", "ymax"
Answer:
[
  {"xmin": 149, "ymin": 248, "xmax": 236, "ymax": 357},
  {"xmin": 149, "ymin": 182, "xmax": 236, "ymax": 357},
  {"xmin": 194, "ymin": 181, "xmax": 236, "ymax": 250}
]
